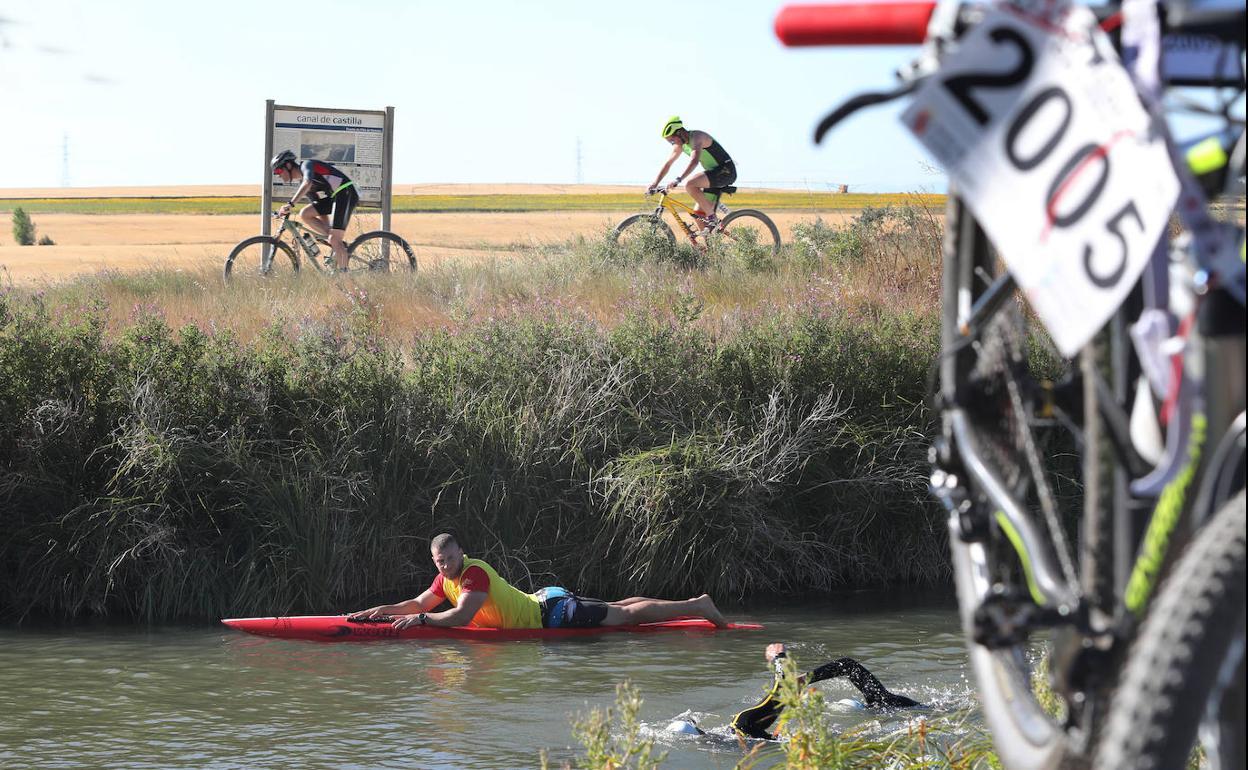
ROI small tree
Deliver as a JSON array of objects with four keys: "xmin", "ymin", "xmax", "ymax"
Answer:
[{"xmin": 11, "ymin": 207, "xmax": 36, "ymax": 246}]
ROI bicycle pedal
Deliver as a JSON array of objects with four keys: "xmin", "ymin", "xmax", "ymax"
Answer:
[
  {"xmin": 695, "ymin": 219, "xmax": 720, "ymax": 237},
  {"xmin": 972, "ymin": 590, "xmax": 1072, "ymax": 648}
]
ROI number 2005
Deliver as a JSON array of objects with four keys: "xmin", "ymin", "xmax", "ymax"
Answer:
[{"xmin": 943, "ymin": 24, "xmax": 1154, "ymax": 290}]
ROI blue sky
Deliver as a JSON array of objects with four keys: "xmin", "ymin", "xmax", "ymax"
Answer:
[{"xmin": 0, "ymin": 1, "xmax": 941, "ymax": 191}]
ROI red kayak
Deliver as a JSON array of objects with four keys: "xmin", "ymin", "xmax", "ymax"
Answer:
[{"xmin": 222, "ymin": 615, "xmax": 763, "ymax": 642}]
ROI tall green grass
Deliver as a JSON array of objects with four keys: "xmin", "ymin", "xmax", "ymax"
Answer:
[{"xmin": 1, "ymin": 207, "xmax": 951, "ymax": 622}]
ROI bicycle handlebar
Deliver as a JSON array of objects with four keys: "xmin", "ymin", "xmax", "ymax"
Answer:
[{"xmin": 774, "ymin": 2, "xmax": 936, "ymax": 46}]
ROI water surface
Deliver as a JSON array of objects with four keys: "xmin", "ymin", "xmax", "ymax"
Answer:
[{"xmin": 0, "ymin": 591, "xmax": 975, "ymax": 769}]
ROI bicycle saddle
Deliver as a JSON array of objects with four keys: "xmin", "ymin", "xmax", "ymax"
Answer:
[{"xmin": 705, "ymin": 185, "xmax": 738, "ymax": 196}]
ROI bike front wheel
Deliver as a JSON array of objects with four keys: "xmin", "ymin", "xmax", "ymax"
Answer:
[
  {"xmin": 708, "ymin": 209, "xmax": 781, "ymax": 259},
  {"xmin": 347, "ymin": 231, "xmax": 417, "ymax": 273},
  {"xmin": 612, "ymin": 214, "xmax": 677, "ymax": 253},
  {"xmin": 224, "ymin": 235, "xmax": 299, "ymax": 279}
]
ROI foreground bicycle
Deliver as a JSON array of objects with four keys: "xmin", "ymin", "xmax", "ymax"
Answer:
[
  {"xmin": 777, "ymin": 2, "xmax": 1245, "ymax": 768},
  {"xmin": 612, "ymin": 187, "xmax": 782, "ymax": 259},
  {"xmin": 224, "ymin": 212, "xmax": 417, "ymax": 279}
]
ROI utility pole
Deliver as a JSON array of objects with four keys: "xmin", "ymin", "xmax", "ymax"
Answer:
[
  {"xmin": 61, "ymin": 134, "xmax": 70, "ymax": 187},
  {"xmin": 576, "ymin": 137, "xmax": 583, "ymax": 184}
]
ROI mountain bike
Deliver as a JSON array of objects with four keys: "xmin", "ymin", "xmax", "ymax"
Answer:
[
  {"xmin": 776, "ymin": 2, "xmax": 1245, "ymax": 768},
  {"xmin": 223, "ymin": 212, "xmax": 417, "ymax": 279},
  {"xmin": 612, "ymin": 186, "xmax": 782, "ymax": 259}
]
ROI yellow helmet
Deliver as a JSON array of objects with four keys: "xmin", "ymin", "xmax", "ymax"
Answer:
[{"xmin": 661, "ymin": 116, "xmax": 684, "ymax": 138}]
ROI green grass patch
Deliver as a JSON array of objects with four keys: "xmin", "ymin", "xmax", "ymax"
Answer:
[{"xmin": 0, "ymin": 192, "xmax": 945, "ymax": 216}]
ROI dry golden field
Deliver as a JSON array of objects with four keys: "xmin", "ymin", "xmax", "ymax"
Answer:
[
  {"xmin": 0, "ymin": 210, "xmax": 874, "ymax": 285},
  {"xmin": 0, "ymin": 184, "xmax": 884, "ymax": 284}
]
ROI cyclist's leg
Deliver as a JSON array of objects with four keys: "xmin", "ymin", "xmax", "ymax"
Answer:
[
  {"xmin": 702, "ymin": 164, "xmax": 737, "ymax": 219},
  {"xmin": 707, "ymin": 163, "xmax": 737, "ymax": 189},
  {"xmin": 328, "ymin": 189, "xmax": 358, "ymax": 270},
  {"xmin": 301, "ymin": 201, "xmax": 332, "ymax": 237},
  {"xmin": 681, "ymin": 170, "xmax": 713, "ymax": 217}
]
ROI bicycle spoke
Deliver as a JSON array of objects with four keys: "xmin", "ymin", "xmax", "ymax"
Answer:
[
  {"xmin": 611, "ymin": 214, "xmax": 677, "ymax": 260},
  {"xmin": 708, "ymin": 210, "xmax": 781, "ymax": 263},
  {"xmin": 223, "ymin": 236, "xmax": 299, "ymax": 279},
  {"xmin": 347, "ymin": 231, "xmax": 417, "ymax": 273}
]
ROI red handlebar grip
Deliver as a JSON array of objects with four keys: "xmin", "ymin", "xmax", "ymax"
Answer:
[{"xmin": 775, "ymin": 2, "xmax": 936, "ymax": 46}]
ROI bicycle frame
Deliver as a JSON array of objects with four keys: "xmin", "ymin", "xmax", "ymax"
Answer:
[
  {"xmin": 226, "ymin": 211, "xmax": 416, "ymax": 279},
  {"xmin": 646, "ymin": 190, "xmax": 717, "ymax": 249},
  {"xmin": 267, "ymin": 214, "xmax": 325, "ymax": 270},
  {"xmin": 934, "ymin": 191, "xmax": 1247, "ymax": 767},
  {"xmin": 776, "ymin": 2, "xmax": 1246, "ymax": 767}
]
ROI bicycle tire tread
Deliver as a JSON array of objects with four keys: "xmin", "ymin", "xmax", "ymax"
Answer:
[{"xmin": 1094, "ymin": 492, "xmax": 1246, "ymax": 770}]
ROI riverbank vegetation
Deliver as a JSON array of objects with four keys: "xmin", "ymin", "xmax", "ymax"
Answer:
[{"xmin": 1, "ymin": 205, "xmax": 949, "ymax": 622}]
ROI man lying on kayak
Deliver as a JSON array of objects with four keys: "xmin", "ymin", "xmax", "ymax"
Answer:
[
  {"xmin": 668, "ymin": 643, "xmax": 921, "ymax": 741},
  {"xmin": 348, "ymin": 532, "xmax": 728, "ymax": 630}
]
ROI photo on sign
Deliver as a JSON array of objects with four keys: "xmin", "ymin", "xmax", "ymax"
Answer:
[{"xmin": 300, "ymin": 131, "xmax": 356, "ymax": 163}]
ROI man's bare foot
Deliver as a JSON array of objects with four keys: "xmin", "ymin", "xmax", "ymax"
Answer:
[{"xmin": 695, "ymin": 594, "xmax": 729, "ymax": 628}]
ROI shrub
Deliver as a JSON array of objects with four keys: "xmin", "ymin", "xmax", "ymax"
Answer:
[{"xmin": 11, "ymin": 207, "xmax": 35, "ymax": 246}]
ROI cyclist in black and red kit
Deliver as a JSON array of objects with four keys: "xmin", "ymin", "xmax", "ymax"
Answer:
[{"xmin": 271, "ymin": 149, "xmax": 359, "ymax": 272}]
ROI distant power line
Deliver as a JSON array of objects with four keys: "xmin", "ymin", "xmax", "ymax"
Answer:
[{"xmin": 61, "ymin": 134, "xmax": 71, "ymax": 187}]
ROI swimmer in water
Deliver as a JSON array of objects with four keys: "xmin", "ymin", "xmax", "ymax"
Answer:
[{"xmin": 667, "ymin": 643, "xmax": 921, "ymax": 740}]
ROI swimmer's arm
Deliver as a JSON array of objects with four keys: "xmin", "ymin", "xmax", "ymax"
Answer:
[{"xmin": 732, "ymin": 649, "xmax": 791, "ymax": 740}]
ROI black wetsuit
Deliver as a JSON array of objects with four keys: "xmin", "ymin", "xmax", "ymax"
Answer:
[{"xmin": 731, "ymin": 655, "xmax": 920, "ymax": 740}]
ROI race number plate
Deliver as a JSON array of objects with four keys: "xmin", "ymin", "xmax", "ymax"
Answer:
[{"xmin": 903, "ymin": 6, "xmax": 1179, "ymax": 356}]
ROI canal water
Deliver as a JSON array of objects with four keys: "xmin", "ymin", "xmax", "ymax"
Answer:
[{"xmin": 0, "ymin": 591, "xmax": 977, "ymax": 770}]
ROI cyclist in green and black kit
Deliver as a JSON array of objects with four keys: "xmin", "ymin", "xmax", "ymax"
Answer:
[{"xmin": 648, "ymin": 116, "xmax": 737, "ymax": 233}]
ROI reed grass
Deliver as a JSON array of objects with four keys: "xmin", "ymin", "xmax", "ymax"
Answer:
[{"xmin": 1, "ymin": 206, "xmax": 952, "ymax": 621}]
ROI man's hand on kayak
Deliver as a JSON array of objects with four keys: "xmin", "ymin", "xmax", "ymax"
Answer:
[
  {"xmin": 347, "ymin": 605, "xmax": 391, "ymax": 622},
  {"xmin": 391, "ymin": 614, "xmax": 425, "ymax": 630},
  {"xmin": 348, "ymin": 591, "xmax": 439, "ymax": 621}
]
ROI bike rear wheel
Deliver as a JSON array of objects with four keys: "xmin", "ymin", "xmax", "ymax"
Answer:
[
  {"xmin": 224, "ymin": 235, "xmax": 299, "ymax": 279},
  {"xmin": 347, "ymin": 231, "xmax": 417, "ymax": 272},
  {"xmin": 1094, "ymin": 491, "xmax": 1246, "ymax": 770},
  {"xmin": 709, "ymin": 209, "xmax": 781, "ymax": 259}
]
